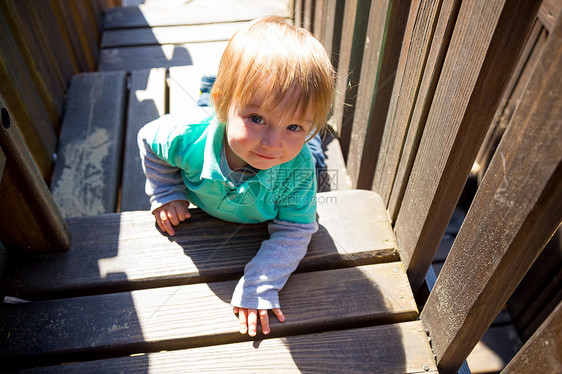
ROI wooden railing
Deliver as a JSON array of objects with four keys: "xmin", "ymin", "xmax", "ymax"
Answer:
[
  {"xmin": 0, "ymin": 0, "xmax": 119, "ymax": 179},
  {"xmin": 295, "ymin": 0, "xmax": 562, "ymax": 372}
]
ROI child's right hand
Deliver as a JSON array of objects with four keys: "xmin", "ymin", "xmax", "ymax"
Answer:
[{"xmin": 153, "ymin": 200, "xmax": 191, "ymax": 236}]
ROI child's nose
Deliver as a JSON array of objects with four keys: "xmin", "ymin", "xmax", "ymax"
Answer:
[{"xmin": 261, "ymin": 128, "xmax": 283, "ymax": 149}]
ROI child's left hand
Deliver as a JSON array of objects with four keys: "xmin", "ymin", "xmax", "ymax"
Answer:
[{"xmin": 233, "ymin": 306, "xmax": 285, "ymax": 336}]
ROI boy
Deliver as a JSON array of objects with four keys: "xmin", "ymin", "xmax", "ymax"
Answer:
[{"xmin": 138, "ymin": 16, "xmax": 335, "ymax": 337}]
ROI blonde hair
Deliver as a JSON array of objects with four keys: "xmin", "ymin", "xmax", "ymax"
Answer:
[{"xmin": 211, "ymin": 16, "xmax": 335, "ymax": 137}]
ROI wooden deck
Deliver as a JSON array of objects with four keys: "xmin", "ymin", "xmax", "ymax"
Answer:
[{"xmin": 0, "ymin": 1, "xmax": 436, "ymax": 372}]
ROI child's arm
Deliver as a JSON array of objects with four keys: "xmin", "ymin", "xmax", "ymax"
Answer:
[
  {"xmin": 138, "ymin": 121, "xmax": 191, "ymax": 235},
  {"xmin": 231, "ymin": 219, "xmax": 317, "ymax": 335}
]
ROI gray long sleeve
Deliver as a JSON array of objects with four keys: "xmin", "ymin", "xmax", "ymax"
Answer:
[
  {"xmin": 231, "ymin": 219, "xmax": 318, "ymax": 309},
  {"xmin": 138, "ymin": 123, "xmax": 190, "ymax": 213}
]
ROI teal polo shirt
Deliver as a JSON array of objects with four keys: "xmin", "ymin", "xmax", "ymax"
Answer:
[{"xmin": 145, "ymin": 114, "xmax": 317, "ymax": 224}]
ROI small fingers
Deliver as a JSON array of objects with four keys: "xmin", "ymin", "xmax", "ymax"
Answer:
[
  {"xmin": 271, "ymin": 308, "xmax": 285, "ymax": 323},
  {"xmin": 247, "ymin": 309, "xmax": 258, "ymax": 337},
  {"xmin": 175, "ymin": 202, "xmax": 191, "ymax": 222},
  {"xmin": 158, "ymin": 209, "xmax": 175, "ymax": 236},
  {"xmin": 238, "ymin": 308, "xmax": 248, "ymax": 335},
  {"xmin": 259, "ymin": 309, "xmax": 270, "ymax": 335}
]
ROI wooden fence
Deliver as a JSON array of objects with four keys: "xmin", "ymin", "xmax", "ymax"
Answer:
[
  {"xmin": 295, "ymin": 0, "xmax": 562, "ymax": 372},
  {"xmin": 0, "ymin": 0, "xmax": 560, "ymax": 372},
  {"xmin": 0, "ymin": 0, "xmax": 119, "ymax": 180}
]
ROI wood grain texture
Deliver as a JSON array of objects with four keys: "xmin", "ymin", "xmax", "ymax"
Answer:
[
  {"xmin": 103, "ymin": 0, "xmax": 291, "ymax": 29},
  {"xmin": 0, "ymin": 190, "xmax": 397, "ymax": 298},
  {"xmin": 372, "ymin": 0, "xmax": 451, "ymax": 205},
  {"xmin": 385, "ymin": 0, "xmax": 461, "ymax": 220},
  {"xmin": 50, "ymin": 72, "xmax": 127, "ymax": 218},
  {"xmin": 15, "ymin": 322, "xmax": 436, "ymax": 374},
  {"xmin": 120, "ymin": 68, "xmax": 167, "ymax": 212},
  {"xmin": 421, "ymin": 12, "xmax": 562, "ymax": 373},
  {"xmin": 0, "ymin": 263, "xmax": 418, "ymax": 369},
  {"xmin": 502, "ymin": 301, "xmax": 562, "ymax": 374},
  {"xmin": 538, "ymin": 0, "xmax": 562, "ymax": 32},
  {"xmin": 0, "ymin": 1, "xmax": 64, "ymax": 129},
  {"xmin": 102, "ymin": 22, "xmax": 245, "ymax": 48},
  {"xmin": 331, "ymin": 0, "xmax": 370, "ymax": 156},
  {"xmin": 394, "ymin": 0, "xmax": 542, "ymax": 292},
  {"xmin": 0, "ymin": 98, "xmax": 70, "ymax": 253},
  {"xmin": 98, "ymin": 42, "xmax": 228, "ymax": 72},
  {"xmin": 0, "ymin": 144, "xmax": 5, "ymax": 182},
  {"xmin": 0, "ymin": 8, "xmax": 56, "ymax": 177},
  {"xmin": 346, "ymin": 0, "xmax": 411, "ymax": 189}
]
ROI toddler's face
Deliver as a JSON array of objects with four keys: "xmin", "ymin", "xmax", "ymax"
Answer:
[{"xmin": 225, "ymin": 99, "xmax": 313, "ymax": 170}]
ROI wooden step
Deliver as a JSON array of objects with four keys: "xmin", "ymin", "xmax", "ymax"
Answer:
[
  {"xmin": 0, "ymin": 190, "xmax": 398, "ymax": 299},
  {"xmin": 98, "ymin": 41, "xmax": 228, "ymax": 72},
  {"xmin": 13, "ymin": 322, "xmax": 436, "ymax": 373},
  {"xmin": 50, "ymin": 72, "xmax": 127, "ymax": 218},
  {"xmin": 0, "ymin": 262, "xmax": 418, "ymax": 370},
  {"xmin": 101, "ymin": 22, "xmax": 246, "ymax": 48},
  {"xmin": 103, "ymin": 0, "xmax": 291, "ymax": 29},
  {"xmin": 120, "ymin": 68, "xmax": 166, "ymax": 212}
]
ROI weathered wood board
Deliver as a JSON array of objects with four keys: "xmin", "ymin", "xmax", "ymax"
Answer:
[
  {"xmin": 0, "ymin": 262, "xmax": 417, "ymax": 369},
  {"xmin": 103, "ymin": 0, "xmax": 291, "ymax": 29},
  {"xmin": 120, "ymin": 68, "xmax": 166, "ymax": 212},
  {"xmin": 13, "ymin": 322, "xmax": 436, "ymax": 374},
  {"xmin": 0, "ymin": 190, "xmax": 398, "ymax": 298},
  {"xmin": 98, "ymin": 41, "xmax": 228, "ymax": 71},
  {"xmin": 101, "ymin": 22, "xmax": 245, "ymax": 48},
  {"xmin": 50, "ymin": 72, "xmax": 127, "ymax": 218}
]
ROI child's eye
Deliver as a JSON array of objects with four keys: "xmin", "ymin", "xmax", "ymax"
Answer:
[
  {"xmin": 250, "ymin": 115, "xmax": 264, "ymax": 124},
  {"xmin": 287, "ymin": 124, "xmax": 303, "ymax": 132}
]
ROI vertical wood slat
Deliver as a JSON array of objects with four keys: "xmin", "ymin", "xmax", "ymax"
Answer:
[
  {"xmin": 346, "ymin": 0, "xmax": 411, "ymax": 189},
  {"xmin": 303, "ymin": 0, "xmax": 314, "ymax": 32},
  {"xmin": 319, "ymin": 0, "xmax": 344, "ymax": 71},
  {"xmin": 384, "ymin": 0, "xmax": 461, "ymax": 220},
  {"xmin": 120, "ymin": 69, "xmax": 166, "ymax": 212},
  {"xmin": 0, "ymin": 145, "xmax": 5, "ymax": 182},
  {"xmin": 0, "ymin": 1, "xmax": 64, "ymax": 130},
  {"xmin": 372, "ymin": 0, "xmax": 461, "ymax": 209},
  {"xmin": 0, "ymin": 102, "xmax": 70, "ymax": 253},
  {"xmin": 475, "ymin": 20, "xmax": 547, "ymax": 183},
  {"xmin": 293, "ymin": 0, "xmax": 303, "ymax": 28},
  {"xmin": 0, "ymin": 9, "xmax": 56, "ymax": 179},
  {"xmin": 393, "ymin": 0, "xmax": 542, "ymax": 292},
  {"xmin": 332, "ymin": 0, "xmax": 371, "ymax": 159},
  {"xmin": 501, "ymin": 300, "xmax": 562, "ymax": 374},
  {"xmin": 420, "ymin": 13, "xmax": 562, "ymax": 373}
]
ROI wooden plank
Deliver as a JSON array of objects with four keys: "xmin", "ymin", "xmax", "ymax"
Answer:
[
  {"xmin": 0, "ymin": 8, "xmax": 56, "ymax": 178},
  {"xmin": 346, "ymin": 0, "xmax": 411, "ymax": 189},
  {"xmin": 168, "ymin": 65, "xmax": 215, "ymax": 122},
  {"xmin": 372, "ymin": 0, "xmax": 456, "ymax": 206},
  {"xmin": 420, "ymin": 12, "xmax": 562, "ymax": 373},
  {"xmin": 0, "ymin": 101, "xmax": 70, "ymax": 253},
  {"xmin": 0, "ymin": 144, "xmax": 5, "ymax": 182},
  {"xmin": 50, "ymin": 72, "xmax": 127, "ymax": 218},
  {"xmin": 0, "ymin": 1, "xmax": 64, "ymax": 130},
  {"xmin": 475, "ymin": 20, "xmax": 547, "ymax": 183},
  {"xmin": 13, "ymin": 321, "xmax": 436, "ymax": 373},
  {"xmin": 98, "ymin": 42, "xmax": 228, "ymax": 71},
  {"xmin": 120, "ymin": 68, "xmax": 166, "ymax": 212},
  {"xmin": 0, "ymin": 263, "xmax": 418, "ymax": 369},
  {"xmin": 384, "ymin": 0, "xmax": 461, "ymax": 219},
  {"xmin": 0, "ymin": 190, "xmax": 397, "ymax": 298},
  {"xmin": 101, "ymin": 22, "xmax": 246, "ymax": 48},
  {"xmin": 502, "ymin": 300, "xmax": 562, "ymax": 374},
  {"xmin": 103, "ymin": 0, "xmax": 291, "ymax": 29},
  {"xmin": 538, "ymin": 0, "xmax": 562, "ymax": 32},
  {"xmin": 47, "ymin": 0, "xmax": 81, "ymax": 75},
  {"xmin": 331, "ymin": 0, "xmax": 370, "ymax": 158},
  {"xmin": 393, "ymin": 0, "xmax": 542, "ymax": 293}
]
